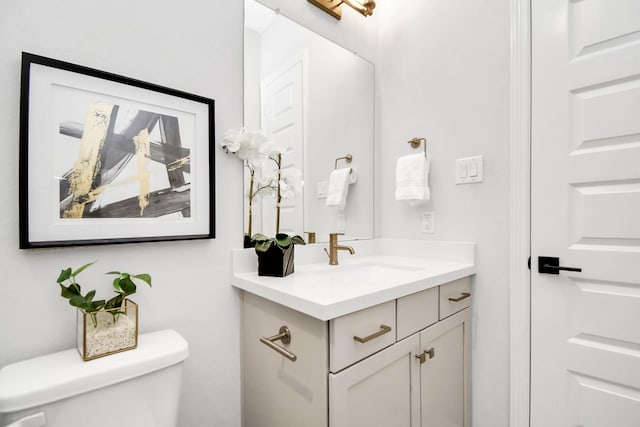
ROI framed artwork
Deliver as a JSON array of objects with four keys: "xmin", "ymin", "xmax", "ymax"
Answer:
[{"xmin": 19, "ymin": 52, "xmax": 215, "ymax": 248}]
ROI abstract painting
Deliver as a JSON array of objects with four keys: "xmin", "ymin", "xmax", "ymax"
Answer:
[{"xmin": 19, "ymin": 53, "xmax": 215, "ymax": 248}]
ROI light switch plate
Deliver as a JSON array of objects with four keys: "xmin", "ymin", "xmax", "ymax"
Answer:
[
  {"xmin": 456, "ymin": 156, "xmax": 483, "ymax": 184},
  {"xmin": 457, "ymin": 161, "xmax": 468, "ymax": 180}
]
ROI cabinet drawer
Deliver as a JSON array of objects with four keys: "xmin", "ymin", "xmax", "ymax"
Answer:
[
  {"xmin": 439, "ymin": 277, "xmax": 471, "ymax": 319},
  {"xmin": 330, "ymin": 300, "xmax": 396, "ymax": 372},
  {"xmin": 396, "ymin": 287, "xmax": 439, "ymax": 340}
]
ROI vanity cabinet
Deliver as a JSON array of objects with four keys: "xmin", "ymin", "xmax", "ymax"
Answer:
[
  {"xmin": 329, "ymin": 307, "xmax": 470, "ymax": 427},
  {"xmin": 241, "ymin": 277, "xmax": 471, "ymax": 427}
]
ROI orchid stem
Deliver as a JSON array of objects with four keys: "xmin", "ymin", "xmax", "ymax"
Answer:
[
  {"xmin": 247, "ymin": 164, "xmax": 255, "ymax": 237},
  {"xmin": 275, "ymin": 153, "xmax": 282, "ymax": 234}
]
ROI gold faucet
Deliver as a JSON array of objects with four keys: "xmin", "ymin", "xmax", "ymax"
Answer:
[
  {"xmin": 327, "ymin": 233, "xmax": 355, "ymax": 265},
  {"xmin": 305, "ymin": 231, "xmax": 316, "ymax": 244}
]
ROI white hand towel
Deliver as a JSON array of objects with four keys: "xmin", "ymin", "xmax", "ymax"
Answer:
[
  {"xmin": 395, "ymin": 153, "xmax": 430, "ymax": 203},
  {"xmin": 326, "ymin": 168, "xmax": 357, "ymax": 210}
]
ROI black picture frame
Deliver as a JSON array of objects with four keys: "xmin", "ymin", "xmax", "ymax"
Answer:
[{"xmin": 19, "ymin": 52, "xmax": 215, "ymax": 248}]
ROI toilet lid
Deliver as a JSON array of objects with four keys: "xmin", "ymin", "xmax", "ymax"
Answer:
[{"xmin": 0, "ymin": 329, "xmax": 188, "ymax": 413}]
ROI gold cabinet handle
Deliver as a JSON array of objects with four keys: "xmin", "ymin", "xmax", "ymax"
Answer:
[
  {"xmin": 415, "ymin": 348, "xmax": 436, "ymax": 364},
  {"xmin": 448, "ymin": 292, "xmax": 471, "ymax": 302},
  {"xmin": 353, "ymin": 324, "xmax": 392, "ymax": 343},
  {"xmin": 260, "ymin": 326, "xmax": 297, "ymax": 362}
]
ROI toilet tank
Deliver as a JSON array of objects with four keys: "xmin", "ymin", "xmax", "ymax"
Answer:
[{"xmin": 0, "ymin": 329, "xmax": 188, "ymax": 427}]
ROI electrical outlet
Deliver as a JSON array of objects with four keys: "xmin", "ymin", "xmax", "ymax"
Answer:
[
  {"xmin": 317, "ymin": 181, "xmax": 328, "ymax": 198},
  {"xmin": 421, "ymin": 211, "xmax": 435, "ymax": 234},
  {"xmin": 337, "ymin": 214, "xmax": 346, "ymax": 232}
]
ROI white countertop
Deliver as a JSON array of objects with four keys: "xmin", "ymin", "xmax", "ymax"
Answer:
[{"xmin": 231, "ymin": 239, "xmax": 475, "ymax": 321}]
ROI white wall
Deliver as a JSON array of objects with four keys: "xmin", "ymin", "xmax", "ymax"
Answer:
[
  {"xmin": 0, "ymin": 1, "xmax": 244, "ymax": 426},
  {"xmin": 376, "ymin": 1, "xmax": 511, "ymax": 426}
]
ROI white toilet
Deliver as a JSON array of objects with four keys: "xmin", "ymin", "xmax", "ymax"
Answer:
[{"xmin": 0, "ymin": 329, "xmax": 188, "ymax": 427}]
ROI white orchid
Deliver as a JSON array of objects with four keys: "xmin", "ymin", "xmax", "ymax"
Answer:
[
  {"xmin": 222, "ymin": 128, "xmax": 303, "ymax": 239},
  {"xmin": 279, "ymin": 168, "xmax": 303, "ymax": 200},
  {"xmin": 247, "ymin": 176, "xmax": 277, "ymax": 198},
  {"xmin": 221, "ymin": 128, "xmax": 272, "ymax": 164}
]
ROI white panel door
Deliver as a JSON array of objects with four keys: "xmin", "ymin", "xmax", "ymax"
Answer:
[
  {"xmin": 531, "ymin": 1, "xmax": 640, "ymax": 425},
  {"xmin": 261, "ymin": 57, "xmax": 305, "ymax": 237}
]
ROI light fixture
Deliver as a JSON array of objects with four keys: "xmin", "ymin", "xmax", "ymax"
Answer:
[{"xmin": 308, "ymin": 0, "xmax": 376, "ymax": 20}]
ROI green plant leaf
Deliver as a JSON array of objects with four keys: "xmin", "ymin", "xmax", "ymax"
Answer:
[
  {"xmin": 56, "ymin": 268, "xmax": 72, "ymax": 284},
  {"xmin": 112, "ymin": 277, "xmax": 123, "ymax": 293},
  {"xmin": 105, "ymin": 295, "xmax": 123, "ymax": 310},
  {"xmin": 69, "ymin": 289, "xmax": 104, "ymax": 313},
  {"xmin": 69, "ymin": 294, "xmax": 89, "ymax": 311},
  {"xmin": 255, "ymin": 240, "xmax": 274, "ymax": 253},
  {"xmin": 71, "ymin": 261, "xmax": 95, "ymax": 278},
  {"xmin": 275, "ymin": 234, "xmax": 292, "ymax": 248},
  {"xmin": 88, "ymin": 299, "xmax": 106, "ymax": 312},
  {"xmin": 250, "ymin": 233, "xmax": 270, "ymax": 243},
  {"xmin": 68, "ymin": 296, "xmax": 83, "ymax": 309},
  {"xmin": 133, "ymin": 273, "xmax": 152, "ymax": 287},
  {"xmin": 119, "ymin": 276, "xmax": 136, "ymax": 296},
  {"xmin": 105, "ymin": 271, "xmax": 121, "ymax": 276},
  {"xmin": 60, "ymin": 283, "xmax": 81, "ymax": 299},
  {"xmin": 291, "ymin": 235, "xmax": 306, "ymax": 245}
]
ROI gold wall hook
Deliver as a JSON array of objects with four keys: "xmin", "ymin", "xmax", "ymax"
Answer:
[{"xmin": 408, "ymin": 137, "xmax": 427, "ymax": 156}]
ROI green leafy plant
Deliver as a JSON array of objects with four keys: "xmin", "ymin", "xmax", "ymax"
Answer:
[
  {"xmin": 251, "ymin": 232, "xmax": 306, "ymax": 253},
  {"xmin": 56, "ymin": 262, "xmax": 152, "ymax": 327}
]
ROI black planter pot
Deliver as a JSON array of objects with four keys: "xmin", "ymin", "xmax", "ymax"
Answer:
[
  {"xmin": 244, "ymin": 234, "xmax": 256, "ymax": 248},
  {"xmin": 257, "ymin": 244, "xmax": 295, "ymax": 277}
]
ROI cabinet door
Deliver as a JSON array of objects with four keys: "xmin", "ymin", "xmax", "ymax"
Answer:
[
  {"xmin": 419, "ymin": 308, "xmax": 470, "ymax": 427},
  {"xmin": 242, "ymin": 292, "xmax": 328, "ymax": 427},
  {"xmin": 329, "ymin": 333, "xmax": 421, "ymax": 427}
]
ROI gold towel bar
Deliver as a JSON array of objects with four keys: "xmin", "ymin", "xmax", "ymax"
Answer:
[
  {"xmin": 260, "ymin": 326, "xmax": 298, "ymax": 362},
  {"xmin": 334, "ymin": 154, "xmax": 353, "ymax": 169}
]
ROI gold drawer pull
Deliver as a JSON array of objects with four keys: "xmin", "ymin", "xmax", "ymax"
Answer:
[
  {"xmin": 353, "ymin": 324, "xmax": 392, "ymax": 343},
  {"xmin": 448, "ymin": 292, "xmax": 471, "ymax": 302},
  {"xmin": 260, "ymin": 326, "xmax": 298, "ymax": 362}
]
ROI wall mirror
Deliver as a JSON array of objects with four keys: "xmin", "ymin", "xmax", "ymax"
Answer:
[{"xmin": 244, "ymin": 0, "xmax": 374, "ymax": 244}]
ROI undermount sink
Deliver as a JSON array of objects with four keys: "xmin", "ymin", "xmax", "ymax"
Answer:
[{"xmin": 304, "ymin": 261, "xmax": 425, "ymax": 284}]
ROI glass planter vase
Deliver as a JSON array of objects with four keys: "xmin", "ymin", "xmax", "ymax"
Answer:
[{"xmin": 76, "ymin": 299, "xmax": 138, "ymax": 361}]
